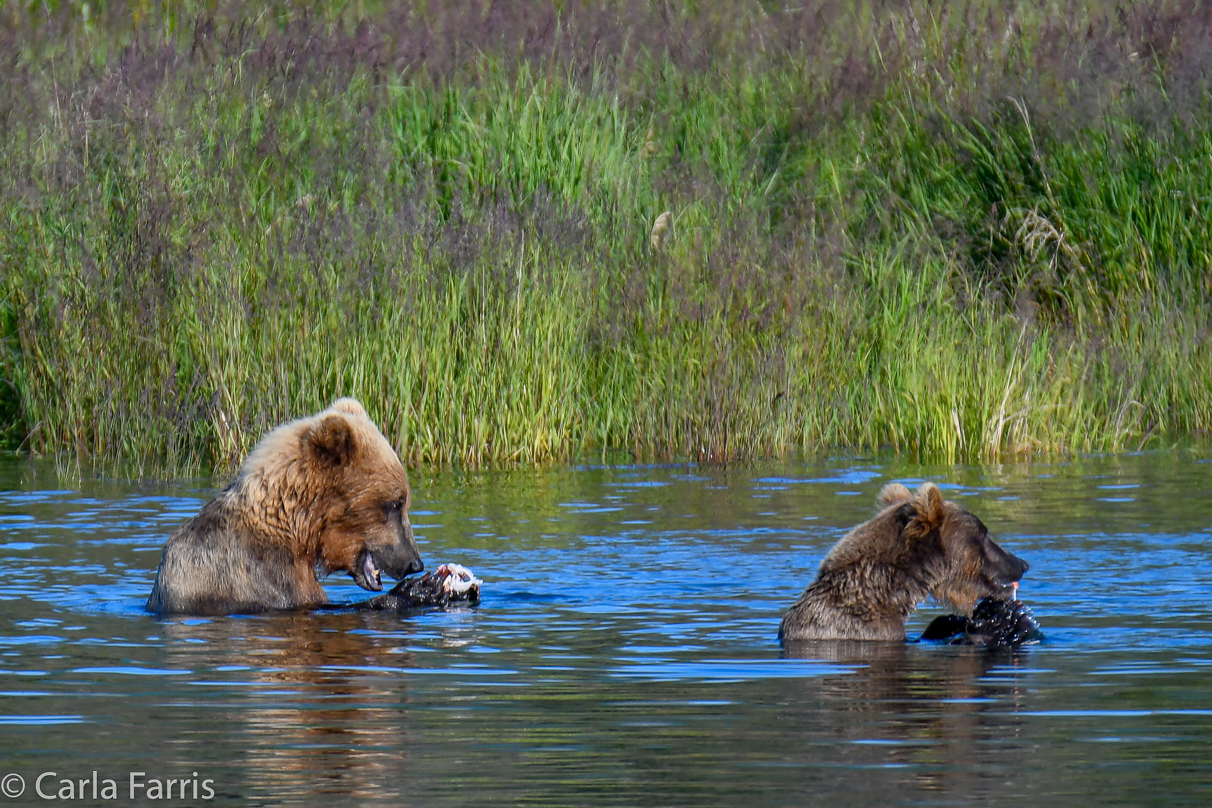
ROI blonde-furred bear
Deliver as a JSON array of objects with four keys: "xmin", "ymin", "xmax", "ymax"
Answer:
[{"xmin": 147, "ymin": 398, "xmax": 423, "ymax": 615}]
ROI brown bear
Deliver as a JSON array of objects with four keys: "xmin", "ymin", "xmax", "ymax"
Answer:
[
  {"xmin": 779, "ymin": 482, "xmax": 1029, "ymax": 642},
  {"xmin": 146, "ymin": 398, "xmax": 424, "ymax": 615}
]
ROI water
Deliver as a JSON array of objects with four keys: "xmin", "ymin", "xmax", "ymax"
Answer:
[{"xmin": 2, "ymin": 454, "xmax": 1211, "ymax": 806}]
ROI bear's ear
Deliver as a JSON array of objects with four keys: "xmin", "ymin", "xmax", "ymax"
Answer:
[
  {"xmin": 878, "ymin": 483, "xmax": 912, "ymax": 508},
  {"xmin": 306, "ymin": 414, "xmax": 357, "ymax": 468},
  {"xmin": 914, "ymin": 483, "xmax": 946, "ymax": 530},
  {"xmin": 329, "ymin": 397, "xmax": 367, "ymax": 418}
]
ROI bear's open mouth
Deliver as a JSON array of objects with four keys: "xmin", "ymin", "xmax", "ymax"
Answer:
[{"xmin": 353, "ymin": 548, "xmax": 383, "ymax": 592}]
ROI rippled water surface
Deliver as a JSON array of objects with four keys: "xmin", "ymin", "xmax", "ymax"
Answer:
[{"xmin": 2, "ymin": 455, "xmax": 1212, "ymax": 806}]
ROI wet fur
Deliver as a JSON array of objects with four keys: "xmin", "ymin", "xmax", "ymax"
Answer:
[
  {"xmin": 146, "ymin": 398, "xmax": 422, "ymax": 615},
  {"xmin": 779, "ymin": 483, "xmax": 1028, "ymax": 642}
]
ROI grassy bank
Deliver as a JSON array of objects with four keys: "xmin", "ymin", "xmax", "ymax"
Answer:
[{"xmin": 3, "ymin": 1, "xmax": 1212, "ymax": 472}]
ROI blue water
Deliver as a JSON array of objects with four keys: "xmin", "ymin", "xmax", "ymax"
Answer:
[{"xmin": 1, "ymin": 455, "xmax": 1211, "ymax": 805}]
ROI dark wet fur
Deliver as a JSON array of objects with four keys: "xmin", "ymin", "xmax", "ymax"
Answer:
[
  {"xmin": 356, "ymin": 571, "xmax": 481, "ymax": 612},
  {"xmin": 779, "ymin": 483, "xmax": 1030, "ymax": 642},
  {"xmin": 920, "ymin": 597, "xmax": 1043, "ymax": 647}
]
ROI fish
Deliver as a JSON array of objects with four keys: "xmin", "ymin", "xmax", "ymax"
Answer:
[{"xmin": 356, "ymin": 563, "xmax": 482, "ymax": 611}]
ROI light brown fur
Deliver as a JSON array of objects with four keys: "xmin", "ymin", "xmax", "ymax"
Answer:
[{"xmin": 147, "ymin": 398, "xmax": 423, "ymax": 615}]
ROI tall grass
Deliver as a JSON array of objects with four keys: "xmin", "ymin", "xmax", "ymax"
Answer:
[{"xmin": 3, "ymin": 0, "xmax": 1212, "ymax": 472}]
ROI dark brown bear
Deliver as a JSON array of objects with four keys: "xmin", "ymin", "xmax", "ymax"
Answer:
[
  {"xmin": 146, "ymin": 398, "xmax": 423, "ymax": 615},
  {"xmin": 779, "ymin": 482, "xmax": 1029, "ymax": 642}
]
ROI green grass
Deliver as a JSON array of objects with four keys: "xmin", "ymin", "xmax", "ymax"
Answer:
[{"xmin": 3, "ymin": 0, "xmax": 1212, "ymax": 473}]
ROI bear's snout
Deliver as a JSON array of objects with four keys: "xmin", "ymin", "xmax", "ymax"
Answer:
[
  {"xmin": 377, "ymin": 543, "xmax": 425, "ymax": 580},
  {"xmin": 1006, "ymin": 551, "xmax": 1029, "ymax": 580},
  {"xmin": 987, "ymin": 544, "xmax": 1029, "ymax": 589}
]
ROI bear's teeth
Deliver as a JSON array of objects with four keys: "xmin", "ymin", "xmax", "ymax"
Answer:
[{"xmin": 363, "ymin": 554, "xmax": 381, "ymax": 590}]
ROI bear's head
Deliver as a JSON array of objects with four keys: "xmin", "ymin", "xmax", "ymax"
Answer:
[
  {"xmin": 879, "ymin": 482, "xmax": 1029, "ymax": 613},
  {"xmin": 304, "ymin": 398, "xmax": 424, "ymax": 590},
  {"xmin": 244, "ymin": 397, "xmax": 424, "ymax": 591}
]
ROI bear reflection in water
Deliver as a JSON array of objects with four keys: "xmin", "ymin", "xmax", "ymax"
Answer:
[
  {"xmin": 158, "ymin": 612, "xmax": 446, "ymax": 803},
  {"xmin": 780, "ymin": 639, "xmax": 1035, "ymax": 797}
]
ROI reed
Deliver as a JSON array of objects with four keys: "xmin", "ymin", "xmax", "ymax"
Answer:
[{"xmin": 2, "ymin": 0, "xmax": 1211, "ymax": 471}]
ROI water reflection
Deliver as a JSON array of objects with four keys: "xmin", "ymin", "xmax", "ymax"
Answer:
[
  {"xmin": 160, "ymin": 614, "xmax": 417, "ymax": 803},
  {"xmin": 783, "ymin": 640, "xmax": 1031, "ymax": 797},
  {"xmin": 1, "ymin": 453, "xmax": 1211, "ymax": 805}
]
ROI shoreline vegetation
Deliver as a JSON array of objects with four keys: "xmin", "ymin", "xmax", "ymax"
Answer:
[{"xmin": 3, "ymin": 1, "xmax": 1212, "ymax": 473}]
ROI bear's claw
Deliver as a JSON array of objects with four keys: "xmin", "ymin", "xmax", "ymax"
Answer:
[
  {"xmin": 356, "ymin": 562, "xmax": 481, "ymax": 611},
  {"xmin": 920, "ymin": 596, "xmax": 1043, "ymax": 648}
]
